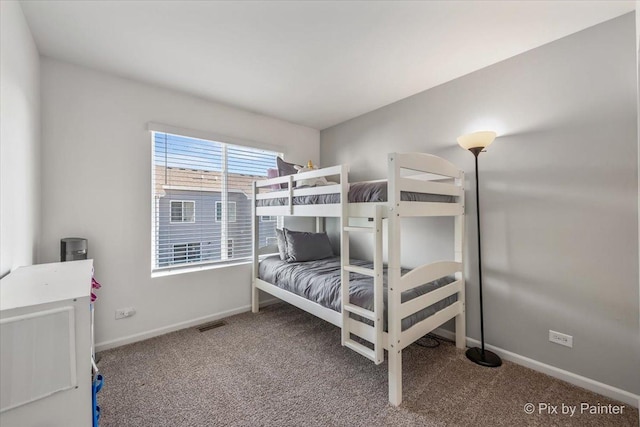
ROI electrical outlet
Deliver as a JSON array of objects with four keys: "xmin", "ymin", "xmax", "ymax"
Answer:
[
  {"xmin": 549, "ymin": 330, "xmax": 573, "ymax": 348},
  {"xmin": 115, "ymin": 307, "xmax": 136, "ymax": 320}
]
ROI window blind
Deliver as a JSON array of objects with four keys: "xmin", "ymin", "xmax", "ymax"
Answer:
[{"xmin": 152, "ymin": 131, "xmax": 279, "ymax": 271}]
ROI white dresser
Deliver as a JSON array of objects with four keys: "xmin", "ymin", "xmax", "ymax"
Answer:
[{"xmin": 0, "ymin": 260, "xmax": 94, "ymax": 427}]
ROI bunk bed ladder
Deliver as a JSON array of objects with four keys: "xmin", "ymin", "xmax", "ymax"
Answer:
[{"xmin": 341, "ymin": 205, "xmax": 384, "ymax": 365}]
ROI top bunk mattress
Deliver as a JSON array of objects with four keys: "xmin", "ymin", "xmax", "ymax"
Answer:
[
  {"xmin": 256, "ymin": 180, "xmax": 454, "ymax": 207},
  {"xmin": 258, "ymin": 255, "xmax": 457, "ymax": 332}
]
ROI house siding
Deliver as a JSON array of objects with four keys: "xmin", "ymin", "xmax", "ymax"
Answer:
[{"xmin": 157, "ymin": 189, "xmax": 276, "ymax": 267}]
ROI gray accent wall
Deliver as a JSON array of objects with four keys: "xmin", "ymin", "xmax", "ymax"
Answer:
[{"xmin": 321, "ymin": 14, "xmax": 639, "ymax": 394}]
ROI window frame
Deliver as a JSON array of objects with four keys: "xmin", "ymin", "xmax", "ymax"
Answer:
[
  {"xmin": 150, "ymin": 126, "xmax": 283, "ymax": 276},
  {"xmin": 172, "ymin": 242, "xmax": 202, "ymax": 264},
  {"xmin": 215, "ymin": 201, "xmax": 237, "ymax": 223},
  {"xmin": 265, "ymin": 236, "xmax": 277, "ymax": 246},
  {"xmin": 227, "ymin": 238, "xmax": 234, "ymax": 259},
  {"xmin": 169, "ymin": 200, "xmax": 196, "ymax": 224}
]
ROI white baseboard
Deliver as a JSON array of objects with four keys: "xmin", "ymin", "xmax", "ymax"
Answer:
[
  {"xmin": 432, "ymin": 327, "xmax": 640, "ymax": 408},
  {"xmin": 95, "ymin": 298, "xmax": 281, "ymax": 353}
]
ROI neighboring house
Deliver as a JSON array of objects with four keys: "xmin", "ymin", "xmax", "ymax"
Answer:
[{"xmin": 154, "ymin": 165, "xmax": 277, "ymax": 267}]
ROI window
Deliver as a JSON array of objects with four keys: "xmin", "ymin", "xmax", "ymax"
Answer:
[
  {"xmin": 173, "ymin": 243, "xmax": 201, "ymax": 264},
  {"xmin": 266, "ymin": 237, "xmax": 277, "ymax": 246},
  {"xmin": 226, "ymin": 238, "xmax": 234, "ymax": 259},
  {"xmin": 260, "ymin": 216, "xmax": 276, "ymax": 222},
  {"xmin": 170, "ymin": 201, "xmax": 195, "ymax": 223},
  {"xmin": 215, "ymin": 201, "xmax": 237, "ymax": 223},
  {"xmin": 152, "ymin": 131, "xmax": 280, "ymax": 271}
]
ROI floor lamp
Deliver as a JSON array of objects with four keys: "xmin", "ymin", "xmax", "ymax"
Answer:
[{"xmin": 457, "ymin": 131, "xmax": 502, "ymax": 368}]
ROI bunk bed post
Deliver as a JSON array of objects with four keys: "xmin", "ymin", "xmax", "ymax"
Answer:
[
  {"xmin": 387, "ymin": 153, "xmax": 403, "ymax": 406},
  {"xmin": 340, "ymin": 164, "xmax": 350, "ymax": 346},
  {"xmin": 288, "ymin": 175, "xmax": 294, "ymax": 215},
  {"xmin": 455, "ymin": 171, "xmax": 466, "ymax": 349},
  {"xmin": 252, "ymin": 181, "xmax": 259, "ymax": 313},
  {"xmin": 373, "ymin": 204, "xmax": 384, "ymax": 364}
]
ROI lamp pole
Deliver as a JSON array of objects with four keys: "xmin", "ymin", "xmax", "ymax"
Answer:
[
  {"xmin": 458, "ymin": 132, "xmax": 502, "ymax": 368},
  {"xmin": 471, "ymin": 148, "xmax": 486, "ymax": 354}
]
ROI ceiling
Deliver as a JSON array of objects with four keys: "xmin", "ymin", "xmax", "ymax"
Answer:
[{"xmin": 20, "ymin": 1, "xmax": 635, "ymax": 130}]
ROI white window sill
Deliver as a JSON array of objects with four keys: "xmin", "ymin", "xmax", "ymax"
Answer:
[{"xmin": 151, "ymin": 259, "xmax": 251, "ymax": 278}]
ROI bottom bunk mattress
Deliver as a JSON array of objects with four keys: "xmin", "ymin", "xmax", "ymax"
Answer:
[{"xmin": 258, "ymin": 256, "xmax": 457, "ymax": 331}]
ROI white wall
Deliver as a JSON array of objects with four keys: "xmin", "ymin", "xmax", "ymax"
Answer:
[
  {"xmin": 322, "ymin": 14, "xmax": 639, "ymax": 395},
  {"xmin": 0, "ymin": 1, "xmax": 41, "ymax": 277},
  {"xmin": 636, "ymin": 4, "xmax": 640, "ymax": 350},
  {"xmin": 39, "ymin": 58, "xmax": 320, "ymax": 348}
]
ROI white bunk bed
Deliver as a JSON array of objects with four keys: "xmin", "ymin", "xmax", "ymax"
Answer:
[{"xmin": 251, "ymin": 153, "xmax": 465, "ymax": 406}]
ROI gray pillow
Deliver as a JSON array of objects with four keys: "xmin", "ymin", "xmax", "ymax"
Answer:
[
  {"xmin": 275, "ymin": 228, "xmax": 287, "ymax": 261},
  {"xmin": 276, "ymin": 157, "xmax": 300, "ymax": 189},
  {"xmin": 283, "ymin": 228, "xmax": 334, "ymax": 263}
]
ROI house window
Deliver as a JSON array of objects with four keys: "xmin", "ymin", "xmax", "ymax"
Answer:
[
  {"xmin": 266, "ymin": 237, "xmax": 277, "ymax": 246},
  {"xmin": 170, "ymin": 201, "xmax": 195, "ymax": 223},
  {"xmin": 227, "ymin": 239, "xmax": 234, "ymax": 259},
  {"xmin": 215, "ymin": 201, "xmax": 237, "ymax": 223},
  {"xmin": 173, "ymin": 243, "xmax": 201, "ymax": 264},
  {"xmin": 260, "ymin": 216, "xmax": 276, "ymax": 222},
  {"xmin": 152, "ymin": 131, "xmax": 280, "ymax": 271}
]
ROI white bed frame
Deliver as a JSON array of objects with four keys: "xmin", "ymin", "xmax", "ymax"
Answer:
[{"xmin": 251, "ymin": 153, "xmax": 466, "ymax": 406}]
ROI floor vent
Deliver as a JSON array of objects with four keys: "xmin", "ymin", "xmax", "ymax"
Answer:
[{"xmin": 197, "ymin": 320, "xmax": 226, "ymax": 332}]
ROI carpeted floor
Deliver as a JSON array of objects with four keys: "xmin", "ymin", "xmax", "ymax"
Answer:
[{"xmin": 97, "ymin": 303, "xmax": 638, "ymax": 426}]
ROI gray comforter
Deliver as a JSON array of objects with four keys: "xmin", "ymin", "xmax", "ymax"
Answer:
[
  {"xmin": 257, "ymin": 180, "xmax": 454, "ymax": 206},
  {"xmin": 259, "ymin": 256, "xmax": 457, "ymax": 331}
]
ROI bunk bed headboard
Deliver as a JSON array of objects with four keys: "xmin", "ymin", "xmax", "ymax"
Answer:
[
  {"xmin": 388, "ymin": 153, "xmax": 464, "ymax": 206},
  {"xmin": 390, "ymin": 153, "xmax": 462, "ymax": 179}
]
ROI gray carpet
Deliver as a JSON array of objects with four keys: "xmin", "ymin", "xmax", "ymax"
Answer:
[{"xmin": 97, "ymin": 303, "xmax": 638, "ymax": 426}]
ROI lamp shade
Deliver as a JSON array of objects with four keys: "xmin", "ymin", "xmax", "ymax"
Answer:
[{"xmin": 457, "ymin": 131, "xmax": 497, "ymax": 151}]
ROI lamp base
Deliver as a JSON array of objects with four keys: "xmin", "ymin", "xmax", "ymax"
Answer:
[{"xmin": 466, "ymin": 347, "xmax": 502, "ymax": 367}]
